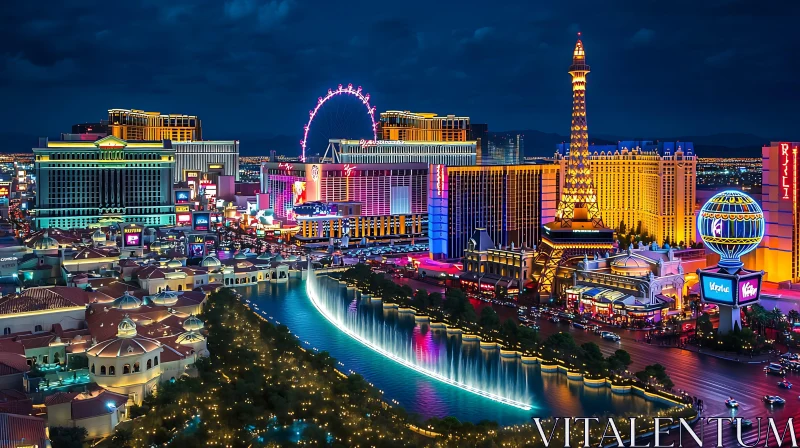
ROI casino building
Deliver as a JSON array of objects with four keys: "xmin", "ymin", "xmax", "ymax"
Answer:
[
  {"xmin": 32, "ymin": 136, "xmax": 176, "ymax": 229},
  {"xmin": 295, "ymin": 201, "xmax": 427, "ymax": 248},
  {"xmin": 261, "ymin": 162, "xmax": 428, "ymax": 222},
  {"xmin": 326, "ymin": 139, "xmax": 477, "ymax": 166},
  {"xmin": 379, "ymin": 111, "xmax": 470, "ymax": 142},
  {"xmin": 556, "ymin": 140, "xmax": 697, "ymax": 246},
  {"xmin": 172, "ymin": 141, "xmax": 240, "ymax": 183},
  {"xmin": 743, "ymin": 142, "xmax": 800, "ymax": 283},
  {"xmin": 107, "ymin": 109, "xmax": 201, "ymax": 141},
  {"xmin": 428, "ymin": 164, "xmax": 560, "ymax": 260}
]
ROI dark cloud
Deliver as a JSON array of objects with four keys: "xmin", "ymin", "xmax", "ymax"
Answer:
[{"xmin": 0, "ymin": 0, "xmax": 797, "ymax": 147}]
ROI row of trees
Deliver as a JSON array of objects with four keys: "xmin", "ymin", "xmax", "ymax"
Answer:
[{"xmin": 340, "ymin": 265, "xmax": 668, "ymax": 383}]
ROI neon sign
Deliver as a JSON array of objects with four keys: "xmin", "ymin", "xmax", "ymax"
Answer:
[
  {"xmin": 435, "ymin": 165, "xmax": 444, "ymax": 196},
  {"xmin": 780, "ymin": 142, "xmax": 793, "ymax": 201},
  {"xmin": 278, "ymin": 162, "xmax": 294, "ymax": 171},
  {"xmin": 359, "ymin": 139, "xmax": 405, "ymax": 147},
  {"xmin": 343, "ymin": 164, "xmax": 356, "ymax": 177}
]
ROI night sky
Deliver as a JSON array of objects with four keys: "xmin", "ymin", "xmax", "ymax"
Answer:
[{"xmin": 1, "ymin": 0, "xmax": 797, "ymax": 145}]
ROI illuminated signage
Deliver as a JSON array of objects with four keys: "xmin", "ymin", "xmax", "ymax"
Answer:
[
  {"xmin": 0, "ymin": 257, "xmax": 18, "ymax": 262},
  {"xmin": 359, "ymin": 139, "xmax": 405, "ymax": 147},
  {"xmin": 208, "ymin": 164, "xmax": 223, "ymax": 169},
  {"xmin": 435, "ymin": 165, "xmax": 443, "ymax": 196},
  {"xmin": 177, "ymin": 213, "xmax": 191, "ymax": 224},
  {"xmin": 311, "ymin": 164, "xmax": 320, "ymax": 181},
  {"xmin": 175, "ymin": 205, "xmax": 190, "ymax": 213},
  {"xmin": 122, "ymin": 226, "xmax": 143, "ymax": 247},
  {"xmin": 278, "ymin": 162, "xmax": 294, "ymax": 171},
  {"xmin": 0, "ymin": 186, "xmax": 8, "ymax": 198},
  {"xmin": 175, "ymin": 191, "xmax": 190, "ymax": 204},
  {"xmin": 343, "ymin": 164, "xmax": 356, "ymax": 177},
  {"xmin": 191, "ymin": 235, "xmax": 205, "ymax": 244},
  {"xmin": 188, "ymin": 243, "xmax": 205, "ymax": 257},
  {"xmin": 293, "ymin": 181, "xmax": 306, "ymax": 206},
  {"xmin": 123, "ymin": 227, "xmax": 140, "ymax": 234},
  {"xmin": 193, "ymin": 213, "xmax": 210, "ymax": 231},
  {"xmin": 779, "ymin": 142, "xmax": 794, "ymax": 201},
  {"xmin": 738, "ymin": 277, "xmax": 760, "ymax": 304},
  {"xmin": 701, "ymin": 276, "xmax": 733, "ymax": 303}
]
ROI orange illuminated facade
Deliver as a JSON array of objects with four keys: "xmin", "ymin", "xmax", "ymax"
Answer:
[
  {"xmin": 108, "ymin": 109, "xmax": 201, "ymax": 141},
  {"xmin": 379, "ymin": 111, "xmax": 469, "ymax": 142},
  {"xmin": 744, "ymin": 142, "xmax": 800, "ymax": 282}
]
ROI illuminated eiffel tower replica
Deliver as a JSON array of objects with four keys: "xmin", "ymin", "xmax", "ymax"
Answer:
[{"xmin": 532, "ymin": 33, "xmax": 614, "ymax": 299}]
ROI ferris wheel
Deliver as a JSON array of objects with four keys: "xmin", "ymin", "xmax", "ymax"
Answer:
[{"xmin": 300, "ymin": 83, "xmax": 377, "ymax": 162}]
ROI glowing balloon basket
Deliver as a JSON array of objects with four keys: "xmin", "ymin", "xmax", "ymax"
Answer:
[{"xmin": 696, "ymin": 190, "xmax": 766, "ymax": 334}]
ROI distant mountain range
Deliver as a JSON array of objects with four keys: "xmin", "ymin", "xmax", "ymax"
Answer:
[{"xmin": 0, "ymin": 130, "xmax": 776, "ymax": 159}]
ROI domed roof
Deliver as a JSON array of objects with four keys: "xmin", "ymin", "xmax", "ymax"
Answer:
[
  {"xmin": 150, "ymin": 290, "xmax": 179, "ymax": 306},
  {"xmin": 167, "ymin": 259, "xmax": 182, "ymax": 268},
  {"xmin": 256, "ymin": 252, "xmax": 273, "ymax": 260},
  {"xmin": 113, "ymin": 292, "xmax": 142, "ymax": 310},
  {"xmin": 176, "ymin": 331, "xmax": 205, "ymax": 345},
  {"xmin": 183, "ymin": 315, "xmax": 204, "ymax": 332},
  {"xmin": 92, "ymin": 229, "xmax": 106, "ymax": 242},
  {"xmin": 273, "ymin": 253, "xmax": 285, "ymax": 262},
  {"xmin": 234, "ymin": 252, "xmax": 247, "ymax": 260},
  {"xmin": 33, "ymin": 232, "xmax": 59, "ymax": 250},
  {"xmin": 86, "ymin": 335, "xmax": 161, "ymax": 358},
  {"xmin": 611, "ymin": 255, "xmax": 650, "ymax": 269},
  {"xmin": 200, "ymin": 255, "xmax": 221, "ymax": 268},
  {"xmin": 117, "ymin": 315, "xmax": 137, "ymax": 338}
]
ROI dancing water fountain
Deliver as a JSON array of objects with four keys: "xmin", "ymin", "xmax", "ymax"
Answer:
[{"xmin": 306, "ymin": 266, "xmax": 532, "ymax": 410}]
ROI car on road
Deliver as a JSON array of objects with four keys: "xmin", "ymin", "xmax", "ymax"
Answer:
[
  {"xmin": 549, "ymin": 316, "xmax": 560, "ymax": 323},
  {"xmin": 780, "ymin": 352, "xmax": 799, "ymax": 361},
  {"xmin": 778, "ymin": 380, "xmax": 793, "ymax": 389},
  {"xmin": 572, "ymin": 322, "xmax": 586, "ymax": 330},
  {"xmin": 763, "ymin": 395, "xmax": 786, "ymax": 406},
  {"xmin": 783, "ymin": 360, "xmax": 800, "ymax": 372},
  {"xmin": 764, "ymin": 363, "xmax": 786, "ymax": 376},
  {"xmin": 600, "ymin": 331, "xmax": 621, "ymax": 342}
]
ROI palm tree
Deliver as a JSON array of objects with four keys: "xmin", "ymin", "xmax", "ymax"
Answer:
[
  {"xmin": 770, "ymin": 307, "xmax": 784, "ymax": 327},
  {"xmin": 788, "ymin": 310, "xmax": 800, "ymax": 324},
  {"xmin": 749, "ymin": 305, "xmax": 768, "ymax": 336}
]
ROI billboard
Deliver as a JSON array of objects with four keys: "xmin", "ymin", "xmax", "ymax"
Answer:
[
  {"xmin": 188, "ymin": 235, "xmax": 206, "ymax": 258},
  {"xmin": 193, "ymin": 213, "xmax": 210, "ymax": 231},
  {"xmin": 0, "ymin": 183, "xmax": 10, "ymax": 198},
  {"xmin": 176, "ymin": 213, "xmax": 192, "ymax": 225},
  {"xmin": 738, "ymin": 277, "xmax": 760, "ymax": 304},
  {"xmin": 122, "ymin": 225, "xmax": 144, "ymax": 247},
  {"xmin": 701, "ymin": 276, "xmax": 733, "ymax": 304},
  {"xmin": 175, "ymin": 190, "xmax": 190, "ymax": 204},
  {"xmin": 293, "ymin": 181, "xmax": 307, "ymax": 206}
]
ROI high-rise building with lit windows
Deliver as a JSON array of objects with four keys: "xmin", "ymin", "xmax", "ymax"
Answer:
[
  {"xmin": 743, "ymin": 141, "xmax": 799, "ymax": 282},
  {"xmin": 327, "ymin": 139, "xmax": 476, "ymax": 165},
  {"xmin": 108, "ymin": 109, "xmax": 201, "ymax": 141},
  {"xmin": 261, "ymin": 162, "xmax": 428, "ymax": 222},
  {"xmin": 380, "ymin": 111, "xmax": 470, "ymax": 142},
  {"xmin": 555, "ymin": 141, "xmax": 697, "ymax": 246},
  {"xmin": 428, "ymin": 164, "xmax": 559, "ymax": 260},
  {"xmin": 32, "ymin": 136, "xmax": 175, "ymax": 229}
]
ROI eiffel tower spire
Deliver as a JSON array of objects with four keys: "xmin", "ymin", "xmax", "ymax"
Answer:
[{"xmin": 556, "ymin": 33, "xmax": 604, "ymax": 228}]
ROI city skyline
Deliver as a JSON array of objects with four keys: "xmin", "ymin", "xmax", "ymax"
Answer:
[{"xmin": 1, "ymin": 1, "xmax": 798, "ymax": 148}]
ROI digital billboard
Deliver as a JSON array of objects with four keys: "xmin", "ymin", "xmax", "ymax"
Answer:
[
  {"xmin": 176, "ymin": 213, "xmax": 192, "ymax": 225},
  {"xmin": 738, "ymin": 276, "xmax": 761, "ymax": 305},
  {"xmin": 175, "ymin": 190, "xmax": 190, "ymax": 204},
  {"xmin": 122, "ymin": 225, "xmax": 144, "ymax": 247},
  {"xmin": 193, "ymin": 213, "xmax": 210, "ymax": 231},
  {"xmin": 293, "ymin": 181, "xmax": 307, "ymax": 206},
  {"xmin": 701, "ymin": 276, "xmax": 733, "ymax": 304},
  {"xmin": 188, "ymin": 235, "xmax": 206, "ymax": 258}
]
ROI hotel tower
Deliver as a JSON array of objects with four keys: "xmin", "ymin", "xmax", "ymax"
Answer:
[{"xmin": 531, "ymin": 34, "xmax": 614, "ymax": 297}]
